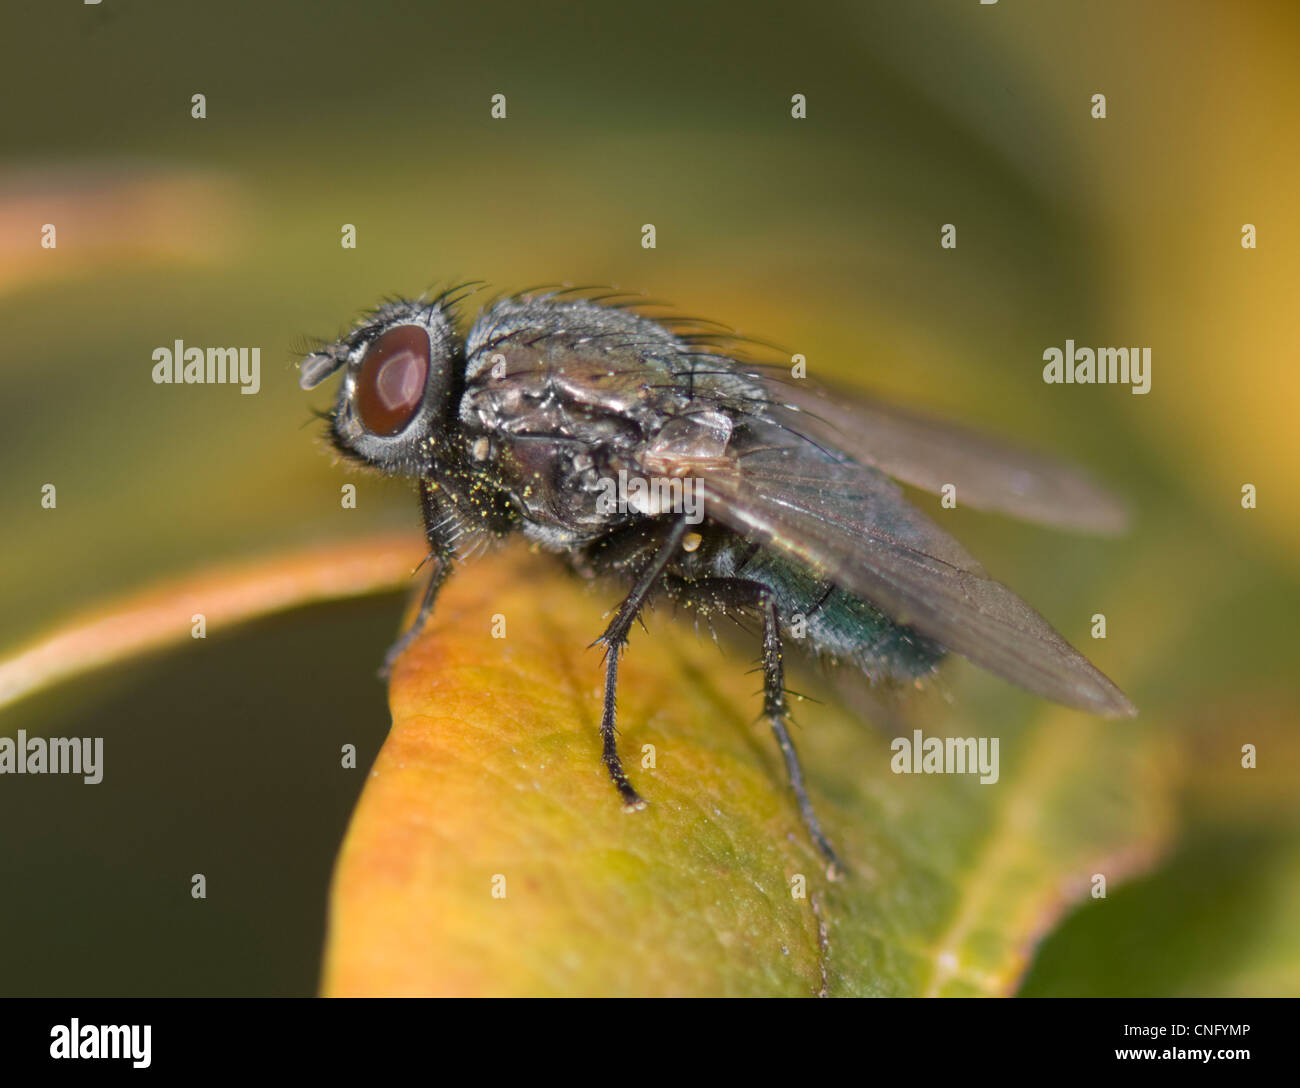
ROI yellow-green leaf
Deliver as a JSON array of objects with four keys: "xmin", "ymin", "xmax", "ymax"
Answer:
[{"xmin": 323, "ymin": 545, "xmax": 1177, "ymax": 997}]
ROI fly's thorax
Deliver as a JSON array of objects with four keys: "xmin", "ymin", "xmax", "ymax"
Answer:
[
  {"xmin": 457, "ymin": 343, "xmax": 691, "ymax": 539},
  {"xmin": 458, "ymin": 342, "xmax": 684, "ymax": 445}
]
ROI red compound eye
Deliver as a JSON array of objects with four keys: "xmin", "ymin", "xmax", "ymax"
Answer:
[{"xmin": 355, "ymin": 326, "xmax": 430, "ymax": 436}]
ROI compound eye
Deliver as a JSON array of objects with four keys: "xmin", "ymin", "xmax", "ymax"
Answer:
[{"xmin": 355, "ymin": 325, "xmax": 430, "ymax": 436}]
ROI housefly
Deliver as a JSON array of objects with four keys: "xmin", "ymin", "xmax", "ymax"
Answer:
[{"xmin": 300, "ymin": 284, "xmax": 1136, "ymax": 868}]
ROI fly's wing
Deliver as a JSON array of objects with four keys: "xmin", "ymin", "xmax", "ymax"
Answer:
[
  {"xmin": 753, "ymin": 373, "xmax": 1129, "ymax": 534},
  {"xmin": 681, "ymin": 417, "xmax": 1136, "ymax": 717}
]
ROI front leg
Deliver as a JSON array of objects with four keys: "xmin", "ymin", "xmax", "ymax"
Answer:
[
  {"xmin": 379, "ymin": 555, "xmax": 450, "ymax": 677},
  {"xmin": 381, "ymin": 478, "xmax": 456, "ymax": 676},
  {"xmin": 593, "ymin": 518, "xmax": 690, "ymax": 810}
]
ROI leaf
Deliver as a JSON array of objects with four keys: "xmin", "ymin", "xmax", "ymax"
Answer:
[
  {"xmin": 322, "ymin": 545, "xmax": 1177, "ymax": 997},
  {"xmin": 0, "ymin": 534, "xmax": 423, "ymax": 713}
]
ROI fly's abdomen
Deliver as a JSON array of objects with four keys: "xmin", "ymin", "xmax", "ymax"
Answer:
[{"xmin": 710, "ymin": 542, "xmax": 946, "ymax": 683}]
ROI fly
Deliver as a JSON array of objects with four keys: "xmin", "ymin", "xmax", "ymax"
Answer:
[{"xmin": 300, "ymin": 284, "xmax": 1137, "ymax": 870}]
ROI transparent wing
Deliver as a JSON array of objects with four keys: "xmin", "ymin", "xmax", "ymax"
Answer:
[
  {"xmin": 754, "ymin": 373, "xmax": 1129, "ymax": 534},
  {"xmin": 680, "ymin": 417, "xmax": 1136, "ymax": 717}
]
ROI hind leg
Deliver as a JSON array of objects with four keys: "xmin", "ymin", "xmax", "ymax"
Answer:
[{"xmin": 670, "ymin": 576, "xmax": 843, "ymax": 870}]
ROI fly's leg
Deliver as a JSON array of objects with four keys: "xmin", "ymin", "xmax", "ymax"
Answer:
[
  {"xmin": 379, "ymin": 556, "xmax": 449, "ymax": 677},
  {"xmin": 668, "ymin": 575, "xmax": 843, "ymax": 871},
  {"xmin": 593, "ymin": 518, "xmax": 690, "ymax": 811},
  {"xmin": 381, "ymin": 478, "xmax": 455, "ymax": 677},
  {"xmin": 757, "ymin": 593, "xmax": 843, "ymax": 873}
]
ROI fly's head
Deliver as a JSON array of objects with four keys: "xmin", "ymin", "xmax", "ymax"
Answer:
[{"xmin": 299, "ymin": 299, "xmax": 462, "ymax": 477}]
